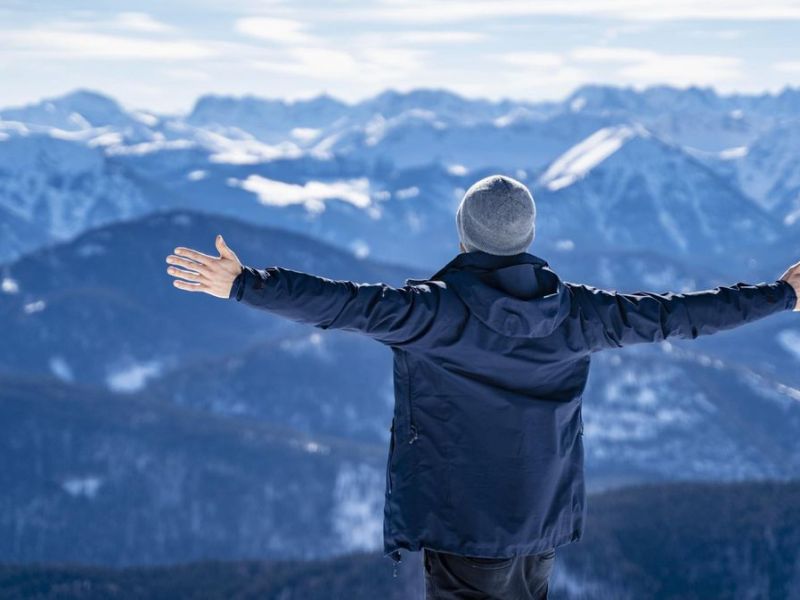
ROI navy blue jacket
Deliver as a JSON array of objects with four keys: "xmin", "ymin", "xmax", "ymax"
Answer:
[{"xmin": 228, "ymin": 250, "xmax": 797, "ymax": 565}]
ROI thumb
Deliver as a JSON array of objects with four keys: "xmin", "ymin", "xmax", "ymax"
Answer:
[{"xmin": 216, "ymin": 234, "xmax": 233, "ymax": 258}]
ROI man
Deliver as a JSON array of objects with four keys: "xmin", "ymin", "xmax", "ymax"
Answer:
[{"xmin": 166, "ymin": 174, "xmax": 799, "ymax": 600}]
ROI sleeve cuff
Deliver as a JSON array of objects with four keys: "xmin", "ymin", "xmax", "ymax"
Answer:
[
  {"xmin": 777, "ymin": 279, "xmax": 798, "ymax": 310},
  {"xmin": 228, "ymin": 266, "xmax": 246, "ymax": 301}
]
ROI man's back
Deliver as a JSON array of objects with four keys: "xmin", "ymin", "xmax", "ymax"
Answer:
[
  {"xmin": 377, "ymin": 248, "xmax": 795, "ymax": 565},
  {"xmin": 384, "ymin": 250, "xmax": 591, "ymax": 565}
]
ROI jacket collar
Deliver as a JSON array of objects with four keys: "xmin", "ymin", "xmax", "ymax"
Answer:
[{"xmin": 406, "ymin": 250, "xmax": 549, "ymax": 285}]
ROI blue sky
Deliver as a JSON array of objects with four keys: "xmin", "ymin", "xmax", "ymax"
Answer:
[{"xmin": 2, "ymin": 0, "xmax": 800, "ymax": 113}]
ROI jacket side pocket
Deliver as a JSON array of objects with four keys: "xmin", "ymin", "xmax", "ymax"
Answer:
[{"xmin": 386, "ymin": 418, "xmax": 396, "ymax": 494}]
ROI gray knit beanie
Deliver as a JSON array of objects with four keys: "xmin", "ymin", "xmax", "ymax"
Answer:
[{"xmin": 456, "ymin": 174, "xmax": 536, "ymax": 255}]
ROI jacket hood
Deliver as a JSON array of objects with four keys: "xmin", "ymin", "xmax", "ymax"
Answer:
[{"xmin": 406, "ymin": 251, "xmax": 572, "ymax": 338}]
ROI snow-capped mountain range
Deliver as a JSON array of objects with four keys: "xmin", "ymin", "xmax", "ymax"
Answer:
[
  {"xmin": 1, "ymin": 85, "xmax": 798, "ymax": 273},
  {"xmin": 3, "ymin": 84, "xmax": 800, "ymax": 564}
]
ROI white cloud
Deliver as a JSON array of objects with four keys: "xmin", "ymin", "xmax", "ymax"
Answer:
[
  {"xmin": 687, "ymin": 28, "xmax": 743, "ymax": 40},
  {"xmin": 251, "ymin": 46, "xmax": 359, "ymax": 78},
  {"xmin": 361, "ymin": 46, "xmax": 425, "ymax": 72},
  {"xmin": 113, "ymin": 12, "xmax": 175, "ymax": 33},
  {"xmin": 570, "ymin": 46, "xmax": 743, "ymax": 86},
  {"xmin": 773, "ymin": 61, "xmax": 800, "ymax": 73},
  {"xmin": 618, "ymin": 54, "xmax": 742, "ymax": 85},
  {"xmin": 249, "ymin": 43, "xmax": 427, "ymax": 82},
  {"xmin": 571, "ymin": 46, "xmax": 657, "ymax": 63},
  {"xmin": 492, "ymin": 51, "xmax": 590, "ymax": 95},
  {"xmin": 235, "ymin": 17, "xmax": 318, "ymax": 44},
  {"xmin": 162, "ymin": 67, "xmax": 211, "ymax": 80},
  {"xmin": 0, "ymin": 28, "xmax": 215, "ymax": 60},
  {"xmin": 499, "ymin": 51, "xmax": 564, "ymax": 68},
  {"xmin": 324, "ymin": 0, "xmax": 800, "ymax": 22},
  {"xmin": 492, "ymin": 46, "xmax": 745, "ymax": 98},
  {"xmin": 372, "ymin": 30, "xmax": 487, "ymax": 44}
]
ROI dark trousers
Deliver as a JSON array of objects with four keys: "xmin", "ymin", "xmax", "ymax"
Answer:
[{"xmin": 423, "ymin": 547, "xmax": 555, "ymax": 600}]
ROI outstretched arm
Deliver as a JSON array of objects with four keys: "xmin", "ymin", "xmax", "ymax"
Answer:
[
  {"xmin": 166, "ymin": 235, "xmax": 440, "ymax": 346},
  {"xmin": 566, "ymin": 260, "xmax": 799, "ymax": 352}
]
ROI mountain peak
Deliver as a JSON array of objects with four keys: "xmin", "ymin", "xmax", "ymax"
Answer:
[
  {"xmin": 0, "ymin": 88, "xmax": 128, "ymax": 130},
  {"xmin": 538, "ymin": 123, "xmax": 648, "ymax": 191}
]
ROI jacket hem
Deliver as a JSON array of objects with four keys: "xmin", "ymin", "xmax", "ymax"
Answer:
[{"xmin": 384, "ymin": 527, "xmax": 582, "ymax": 564}]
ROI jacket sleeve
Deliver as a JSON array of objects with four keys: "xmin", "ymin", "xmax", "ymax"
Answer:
[
  {"xmin": 565, "ymin": 279, "xmax": 797, "ymax": 351},
  {"xmin": 227, "ymin": 264, "xmax": 441, "ymax": 346}
]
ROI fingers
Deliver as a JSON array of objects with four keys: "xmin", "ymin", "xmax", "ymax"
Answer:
[
  {"xmin": 166, "ymin": 254, "xmax": 206, "ymax": 272},
  {"xmin": 172, "ymin": 279, "xmax": 206, "ymax": 292},
  {"xmin": 165, "ymin": 254, "xmax": 206, "ymax": 282},
  {"xmin": 216, "ymin": 234, "xmax": 232, "ymax": 258},
  {"xmin": 174, "ymin": 246, "xmax": 214, "ymax": 265},
  {"xmin": 166, "ymin": 265, "xmax": 204, "ymax": 282}
]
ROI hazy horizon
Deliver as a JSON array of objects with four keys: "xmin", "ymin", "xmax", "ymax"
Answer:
[
  {"xmin": 7, "ymin": 80, "xmax": 800, "ymax": 117},
  {"xmin": 3, "ymin": 2, "xmax": 800, "ymax": 112}
]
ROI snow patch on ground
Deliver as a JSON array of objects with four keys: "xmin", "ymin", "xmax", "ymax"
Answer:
[
  {"xmin": 1, "ymin": 277, "xmax": 19, "ymax": 294},
  {"xmin": 350, "ymin": 239, "xmax": 370, "ymax": 259},
  {"xmin": 493, "ymin": 107, "xmax": 533, "ymax": 127},
  {"xmin": 784, "ymin": 206, "xmax": 800, "ymax": 226},
  {"xmin": 62, "ymin": 476, "xmax": 103, "ymax": 499},
  {"xmin": 552, "ymin": 562, "xmax": 613, "ymax": 599},
  {"xmin": 23, "ymin": 300, "xmax": 46, "ymax": 314},
  {"xmin": 49, "ymin": 356, "xmax": 74, "ymax": 382},
  {"xmin": 131, "ymin": 111, "xmax": 158, "ymax": 126},
  {"xmin": 777, "ymin": 329, "xmax": 800, "ymax": 362},
  {"xmin": 539, "ymin": 125, "xmax": 640, "ymax": 191},
  {"xmin": 719, "ymin": 145, "xmax": 748, "ymax": 160},
  {"xmin": 287, "ymin": 436, "xmax": 331, "ymax": 455},
  {"xmin": 171, "ymin": 213, "xmax": 193, "ymax": 227},
  {"xmin": 290, "ymin": 127, "xmax": 321, "ymax": 142},
  {"xmin": 570, "ymin": 96, "xmax": 587, "ymax": 112},
  {"xmin": 205, "ymin": 131, "xmax": 302, "ymax": 164},
  {"xmin": 586, "ymin": 367, "xmax": 709, "ymax": 442},
  {"xmin": 658, "ymin": 208, "xmax": 689, "ymax": 251},
  {"xmin": 279, "ymin": 332, "xmax": 331, "ymax": 360},
  {"xmin": 555, "ymin": 239, "xmax": 575, "ymax": 251},
  {"xmin": 76, "ymin": 243, "xmax": 106, "ymax": 257},
  {"xmin": 106, "ymin": 139, "xmax": 195, "ymax": 156},
  {"xmin": 331, "ymin": 463, "xmax": 383, "ymax": 552},
  {"xmin": 446, "ymin": 163, "xmax": 468, "ymax": 176},
  {"xmin": 229, "ymin": 175, "xmax": 371, "ymax": 213},
  {"xmin": 88, "ymin": 131, "xmax": 123, "ymax": 148},
  {"xmin": 106, "ymin": 360, "xmax": 163, "ymax": 393},
  {"xmin": 395, "ymin": 186, "xmax": 419, "ymax": 200}
]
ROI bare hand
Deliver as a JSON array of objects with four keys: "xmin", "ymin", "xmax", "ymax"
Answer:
[
  {"xmin": 166, "ymin": 235, "xmax": 243, "ymax": 299},
  {"xmin": 780, "ymin": 260, "xmax": 800, "ymax": 311}
]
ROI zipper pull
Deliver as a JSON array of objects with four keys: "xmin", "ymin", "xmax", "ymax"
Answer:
[
  {"xmin": 408, "ymin": 424, "xmax": 418, "ymax": 444},
  {"xmin": 390, "ymin": 549, "xmax": 402, "ymax": 577}
]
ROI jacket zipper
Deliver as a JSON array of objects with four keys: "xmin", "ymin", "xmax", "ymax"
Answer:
[
  {"xmin": 387, "ymin": 418, "xmax": 395, "ymax": 494},
  {"xmin": 399, "ymin": 351, "xmax": 418, "ymax": 444}
]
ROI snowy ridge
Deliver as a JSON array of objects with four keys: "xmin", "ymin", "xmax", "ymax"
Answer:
[{"xmin": 538, "ymin": 124, "xmax": 645, "ymax": 191}]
